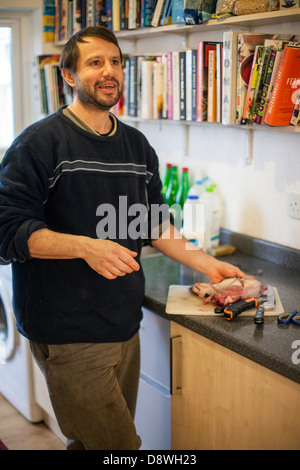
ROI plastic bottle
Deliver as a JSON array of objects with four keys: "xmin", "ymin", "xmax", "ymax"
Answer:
[
  {"xmin": 165, "ymin": 165, "xmax": 179, "ymax": 206},
  {"xmin": 187, "ymin": 179, "xmax": 204, "ymax": 199},
  {"xmin": 182, "ymin": 195, "xmax": 205, "ymax": 248},
  {"xmin": 162, "ymin": 163, "xmax": 172, "ymax": 202},
  {"xmin": 201, "ymin": 184, "xmax": 221, "ymax": 252},
  {"xmin": 176, "ymin": 167, "xmax": 190, "ymax": 208}
]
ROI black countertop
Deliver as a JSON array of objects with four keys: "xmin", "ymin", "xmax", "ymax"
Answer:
[{"xmin": 141, "ymin": 249, "xmax": 300, "ymax": 385}]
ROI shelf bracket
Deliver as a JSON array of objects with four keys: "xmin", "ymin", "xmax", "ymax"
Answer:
[{"xmin": 244, "ymin": 128, "xmax": 253, "ymax": 165}]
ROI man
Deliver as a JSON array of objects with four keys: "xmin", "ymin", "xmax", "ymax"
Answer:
[{"xmin": 0, "ymin": 26, "xmax": 245, "ymax": 450}]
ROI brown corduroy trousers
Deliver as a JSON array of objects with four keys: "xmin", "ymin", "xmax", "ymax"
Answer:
[{"xmin": 30, "ymin": 333, "xmax": 141, "ymax": 450}]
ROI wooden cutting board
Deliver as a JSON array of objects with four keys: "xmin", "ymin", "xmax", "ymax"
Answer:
[{"xmin": 165, "ymin": 285, "xmax": 284, "ymax": 316}]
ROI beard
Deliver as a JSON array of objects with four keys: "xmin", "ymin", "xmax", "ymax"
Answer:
[{"xmin": 75, "ymin": 77, "xmax": 122, "ymax": 111}]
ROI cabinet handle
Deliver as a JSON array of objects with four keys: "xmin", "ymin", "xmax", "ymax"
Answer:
[{"xmin": 170, "ymin": 335, "xmax": 183, "ymax": 395}]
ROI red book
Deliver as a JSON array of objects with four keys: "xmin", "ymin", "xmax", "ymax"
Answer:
[
  {"xmin": 264, "ymin": 45, "xmax": 300, "ymax": 126},
  {"xmin": 196, "ymin": 41, "xmax": 217, "ymax": 122}
]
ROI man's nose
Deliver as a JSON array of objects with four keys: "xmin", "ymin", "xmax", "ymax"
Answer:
[{"xmin": 103, "ymin": 60, "xmax": 115, "ymax": 76}]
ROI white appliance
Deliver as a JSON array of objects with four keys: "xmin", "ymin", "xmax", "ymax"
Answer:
[
  {"xmin": 135, "ymin": 307, "xmax": 171, "ymax": 450},
  {"xmin": 0, "ymin": 264, "xmax": 42, "ymax": 422}
]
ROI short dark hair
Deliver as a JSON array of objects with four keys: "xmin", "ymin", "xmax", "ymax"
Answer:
[{"xmin": 59, "ymin": 26, "xmax": 123, "ymax": 98}]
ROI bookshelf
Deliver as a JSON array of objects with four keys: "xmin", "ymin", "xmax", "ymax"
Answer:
[{"xmin": 52, "ymin": 9, "xmax": 300, "ymax": 134}]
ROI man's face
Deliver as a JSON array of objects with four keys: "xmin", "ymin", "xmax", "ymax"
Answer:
[{"xmin": 73, "ymin": 37, "xmax": 123, "ymax": 110}]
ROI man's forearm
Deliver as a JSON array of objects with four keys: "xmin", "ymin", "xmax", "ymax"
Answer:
[
  {"xmin": 27, "ymin": 228, "xmax": 140, "ymax": 280},
  {"xmin": 152, "ymin": 224, "xmax": 246, "ymax": 283},
  {"xmin": 28, "ymin": 228, "xmax": 86, "ymax": 259},
  {"xmin": 151, "ymin": 224, "xmax": 217, "ymax": 276}
]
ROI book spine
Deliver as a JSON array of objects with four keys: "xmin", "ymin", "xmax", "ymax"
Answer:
[
  {"xmin": 171, "ymin": 0, "xmax": 184, "ymax": 23},
  {"xmin": 128, "ymin": 0, "xmax": 136, "ymax": 29},
  {"xmin": 124, "ymin": 58, "xmax": 130, "ymax": 116},
  {"xmin": 81, "ymin": 0, "xmax": 86, "ymax": 28},
  {"xmin": 263, "ymin": 50, "xmax": 282, "ymax": 116},
  {"xmin": 95, "ymin": 0, "xmax": 107, "ymax": 26},
  {"xmin": 196, "ymin": 41, "xmax": 204, "ymax": 121},
  {"xmin": 264, "ymin": 48, "xmax": 286, "ymax": 125},
  {"xmin": 106, "ymin": 0, "xmax": 113, "ymax": 29},
  {"xmin": 167, "ymin": 51, "xmax": 173, "ymax": 120},
  {"xmin": 255, "ymin": 49, "xmax": 277, "ymax": 125},
  {"xmin": 179, "ymin": 50, "xmax": 186, "ymax": 120},
  {"xmin": 73, "ymin": 0, "xmax": 81, "ymax": 33},
  {"xmin": 191, "ymin": 49, "xmax": 197, "ymax": 121},
  {"xmin": 185, "ymin": 50, "xmax": 192, "ymax": 121},
  {"xmin": 151, "ymin": 0, "xmax": 167, "ymax": 27},
  {"xmin": 160, "ymin": 0, "xmax": 171, "ymax": 25},
  {"xmin": 222, "ymin": 31, "xmax": 238, "ymax": 125},
  {"xmin": 43, "ymin": 0, "xmax": 56, "ymax": 42},
  {"xmin": 141, "ymin": 60, "xmax": 154, "ymax": 119},
  {"xmin": 207, "ymin": 49, "xmax": 217, "ymax": 122},
  {"xmin": 162, "ymin": 54, "xmax": 168, "ymax": 119},
  {"xmin": 290, "ymin": 88, "xmax": 300, "ymax": 126},
  {"xmin": 172, "ymin": 51, "xmax": 180, "ymax": 120},
  {"xmin": 247, "ymin": 46, "xmax": 265, "ymax": 124},
  {"xmin": 141, "ymin": 0, "xmax": 155, "ymax": 27},
  {"xmin": 86, "ymin": 0, "xmax": 94, "ymax": 26},
  {"xmin": 155, "ymin": 61, "xmax": 163, "ymax": 119},
  {"xmin": 242, "ymin": 46, "xmax": 264, "ymax": 125},
  {"xmin": 250, "ymin": 48, "xmax": 272, "ymax": 124},
  {"xmin": 112, "ymin": 0, "xmax": 121, "ymax": 30},
  {"xmin": 128, "ymin": 55, "xmax": 138, "ymax": 117},
  {"xmin": 216, "ymin": 43, "xmax": 222, "ymax": 123}
]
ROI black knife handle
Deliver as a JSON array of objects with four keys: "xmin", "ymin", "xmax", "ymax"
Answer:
[{"xmin": 254, "ymin": 306, "xmax": 265, "ymax": 324}]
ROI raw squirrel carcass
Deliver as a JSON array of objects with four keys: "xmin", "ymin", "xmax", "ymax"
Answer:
[{"xmin": 191, "ymin": 277, "xmax": 267, "ymax": 306}]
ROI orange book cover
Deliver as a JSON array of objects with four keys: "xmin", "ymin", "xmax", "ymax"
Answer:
[
  {"xmin": 264, "ymin": 45, "xmax": 300, "ymax": 126},
  {"xmin": 207, "ymin": 49, "xmax": 217, "ymax": 122}
]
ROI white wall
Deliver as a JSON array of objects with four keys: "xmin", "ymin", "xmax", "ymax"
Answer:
[{"xmin": 119, "ymin": 21, "xmax": 300, "ymax": 251}]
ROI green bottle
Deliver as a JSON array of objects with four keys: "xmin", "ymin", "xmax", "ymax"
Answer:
[
  {"xmin": 165, "ymin": 165, "xmax": 179, "ymax": 206},
  {"xmin": 162, "ymin": 163, "xmax": 172, "ymax": 202},
  {"xmin": 176, "ymin": 167, "xmax": 190, "ymax": 208}
]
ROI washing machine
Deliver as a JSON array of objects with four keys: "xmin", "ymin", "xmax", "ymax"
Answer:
[{"xmin": 0, "ymin": 264, "xmax": 42, "ymax": 423}]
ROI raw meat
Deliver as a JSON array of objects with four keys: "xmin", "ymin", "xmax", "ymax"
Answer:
[{"xmin": 191, "ymin": 277, "xmax": 267, "ymax": 306}]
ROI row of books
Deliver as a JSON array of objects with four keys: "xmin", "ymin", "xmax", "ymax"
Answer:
[
  {"xmin": 53, "ymin": 0, "xmax": 192, "ymax": 41},
  {"xmin": 36, "ymin": 55, "xmax": 71, "ymax": 114},
  {"xmin": 36, "ymin": 33, "xmax": 300, "ymax": 128},
  {"xmin": 113, "ymin": 43, "xmax": 223, "ymax": 123},
  {"xmin": 223, "ymin": 32, "xmax": 300, "ymax": 127}
]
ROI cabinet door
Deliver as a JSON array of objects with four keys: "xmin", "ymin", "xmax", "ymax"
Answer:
[
  {"xmin": 171, "ymin": 321, "xmax": 300, "ymax": 450},
  {"xmin": 135, "ymin": 308, "xmax": 171, "ymax": 450}
]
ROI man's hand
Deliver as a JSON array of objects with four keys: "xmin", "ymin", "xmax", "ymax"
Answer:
[
  {"xmin": 204, "ymin": 259, "xmax": 246, "ymax": 284},
  {"xmin": 82, "ymin": 238, "xmax": 140, "ymax": 280}
]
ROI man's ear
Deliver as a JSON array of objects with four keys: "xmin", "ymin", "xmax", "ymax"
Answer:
[{"xmin": 61, "ymin": 68, "xmax": 76, "ymax": 89}]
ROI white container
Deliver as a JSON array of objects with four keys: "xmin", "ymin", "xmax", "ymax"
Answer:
[
  {"xmin": 201, "ymin": 185, "xmax": 221, "ymax": 252},
  {"xmin": 187, "ymin": 180, "xmax": 204, "ymax": 199},
  {"xmin": 182, "ymin": 195, "xmax": 204, "ymax": 248}
]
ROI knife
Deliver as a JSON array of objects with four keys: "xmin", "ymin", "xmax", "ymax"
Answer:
[
  {"xmin": 224, "ymin": 297, "xmax": 264, "ymax": 320},
  {"xmin": 253, "ymin": 286, "xmax": 275, "ymax": 324}
]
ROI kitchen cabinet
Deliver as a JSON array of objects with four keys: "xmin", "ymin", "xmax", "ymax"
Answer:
[{"xmin": 170, "ymin": 320, "xmax": 300, "ymax": 450}]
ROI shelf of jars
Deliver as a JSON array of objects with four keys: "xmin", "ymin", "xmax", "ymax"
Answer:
[{"xmin": 118, "ymin": 115, "xmax": 300, "ymax": 133}]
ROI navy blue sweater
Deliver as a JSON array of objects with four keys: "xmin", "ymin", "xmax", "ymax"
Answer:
[{"xmin": 0, "ymin": 106, "xmax": 165, "ymax": 344}]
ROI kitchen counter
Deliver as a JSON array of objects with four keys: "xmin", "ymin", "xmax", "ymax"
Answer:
[{"xmin": 141, "ymin": 246, "xmax": 300, "ymax": 385}]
